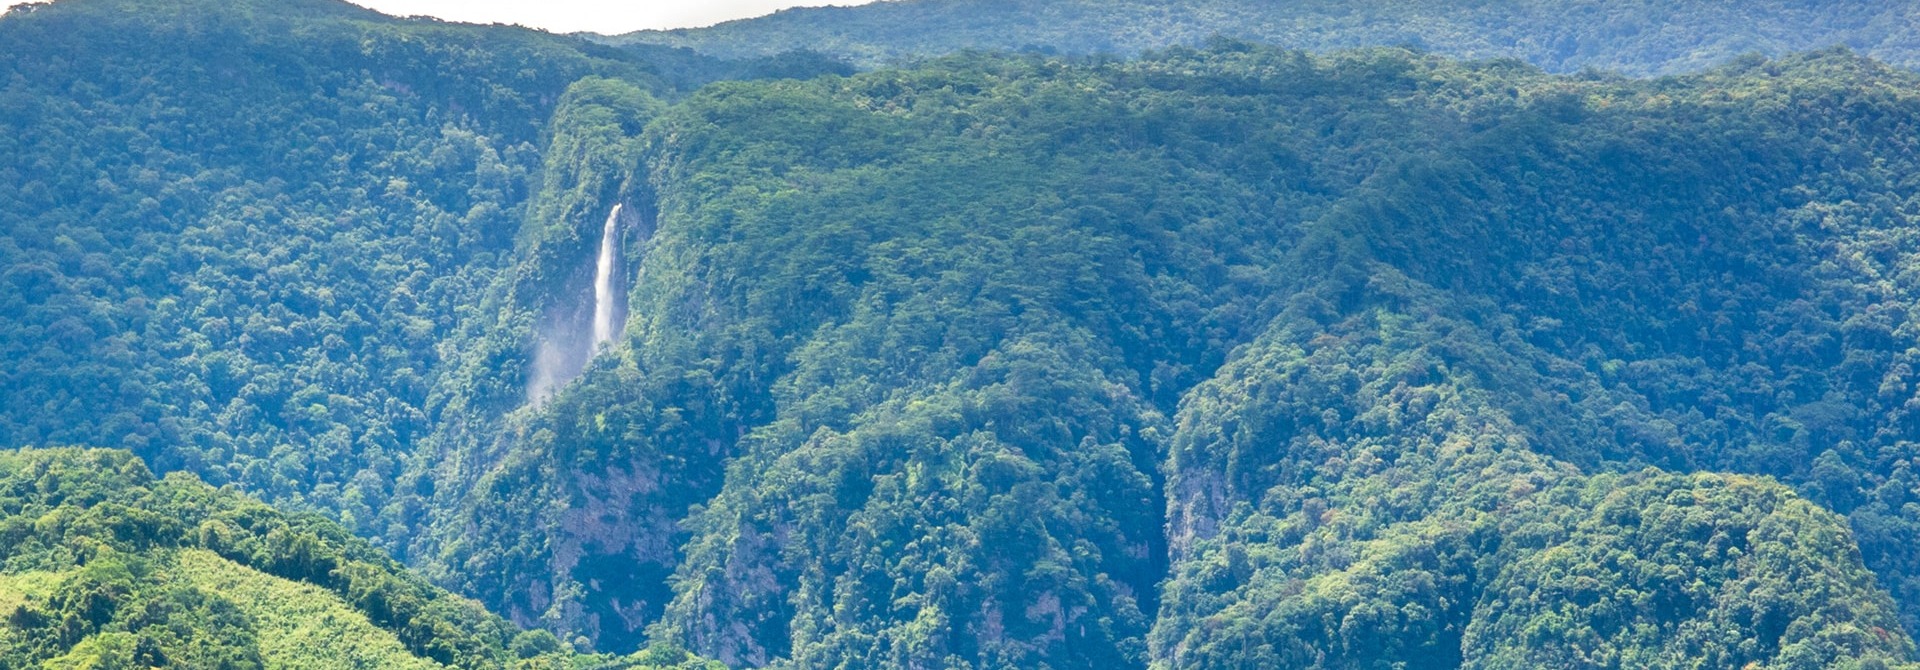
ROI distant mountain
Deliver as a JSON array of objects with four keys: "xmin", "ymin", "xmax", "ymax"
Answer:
[{"xmin": 610, "ymin": 0, "xmax": 1920, "ymax": 74}]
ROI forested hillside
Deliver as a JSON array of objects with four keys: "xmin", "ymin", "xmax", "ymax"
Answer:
[
  {"xmin": 420, "ymin": 44, "xmax": 1920, "ymax": 667},
  {"xmin": 0, "ymin": 0, "xmax": 842, "ymax": 540},
  {"xmin": 612, "ymin": 0, "xmax": 1920, "ymax": 74},
  {"xmin": 0, "ymin": 448, "xmax": 719, "ymax": 668},
  {"xmin": 9, "ymin": 0, "xmax": 1920, "ymax": 668},
  {"xmin": 0, "ymin": 0, "xmax": 653, "ymax": 535}
]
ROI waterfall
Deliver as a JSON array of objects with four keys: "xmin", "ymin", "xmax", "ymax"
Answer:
[
  {"xmin": 591, "ymin": 203, "xmax": 625, "ymax": 350},
  {"xmin": 527, "ymin": 203, "xmax": 630, "ymax": 406}
]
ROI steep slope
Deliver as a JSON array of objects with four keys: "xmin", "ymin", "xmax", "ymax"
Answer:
[
  {"xmin": 0, "ymin": 447, "xmax": 721, "ymax": 669},
  {"xmin": 419, "ymin": 45, "xmax": 1487, "ymax": 658},
  {"xmin": 0, "ymin": 0, "xmax": 845, "ymax": 656},
  {"xmin": 1155, "ymin": 305, "xmax": 1912, "ymax": 668},
  {"xmin": 392, "ymin": 75, "xmax": 683, "ymax": 648},
  {"xmin": 0, "ymin": 0, "xmax": 666, "ymax": 539},
  {"xmin": 420, "ymin": 43, "xmax": 1920, "ymax": 667},
  {"xmin": 611, "ymin": 0, "xmax": 1920, "ymax": 74}
]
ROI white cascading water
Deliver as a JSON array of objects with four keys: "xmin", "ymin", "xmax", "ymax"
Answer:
[
  {"xmin": 590, "ymin": 203, "xmax": 624, "ymax": 350},
  {"xmin": 528, "ymin": 203, "xmax": 629, "ymax": 406}
]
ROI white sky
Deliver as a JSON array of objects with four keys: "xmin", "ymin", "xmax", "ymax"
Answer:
[{"xmin": 2, "ymin": 0, "xmax": 884, "ymax": 34}]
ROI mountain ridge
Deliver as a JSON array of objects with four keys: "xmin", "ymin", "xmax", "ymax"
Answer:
[{"xmin": 607, "ymin": 0, "xmax": 1920, "ymax": 75}]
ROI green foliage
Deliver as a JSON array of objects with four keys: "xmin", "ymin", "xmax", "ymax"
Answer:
[
  {"xmin": 1468, "ymin": 473, "xmax": 1908, "ymax": 668},
  {"xmin": 0, "ymin": 2, "xmax": 839, "ymax": 648},
  {"xmin": 1152, "ymin": 306, "xmax": 1916, "ymax": 668},
  {"xmin": 0, "ymin": 448, "xmax": 494, "ymax": 667},
  {"xmin": 394, "ymin": 74, "xmax": 688, "ymax": 652},
  {"xmin": 443, "ymin": 44, "xmax": 1920, "ymax": 667},
  {"xmin": 0, "ymin": 0, "xmax": 665, "ymax": 541},
  {"xmin": 0, "ymin": 448, "xmax": 722, "ymax": 670}
]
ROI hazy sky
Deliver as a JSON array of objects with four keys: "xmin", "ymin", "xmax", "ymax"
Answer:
[{"xmin": 2, "ymin": 0, "xmax": 884, "ymax": 34}]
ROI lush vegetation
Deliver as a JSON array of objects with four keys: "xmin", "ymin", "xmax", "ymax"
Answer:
[
  {"xmin": 0, "ymin": 0, "xmax": 841, "ymax": 542},
  {"xmin": 11, "ymin": 0, "xmax": 1920, "ymax": 667},
  {"xmin": 1155, "ymin": 309, "xmax": 1914, "ymax": 668},
  {"xmin": 0, "ymin": 448, "xmax": 720, "ymax": 669},
  {"xmin": 416, "ymin": 42, "xmax": 1920, "ymax": 667},
  {"xmin": 613, "ymin": 0, "xmax": 1920, "ymax": 74},
  {"xmin": 0, "ymin": 0, "xmax": 659, "ymax": 533}
]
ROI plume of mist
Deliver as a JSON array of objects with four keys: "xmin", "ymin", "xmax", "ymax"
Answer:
[{"xmin": 528, "ymin": 204, "xmax": 632, "ymax": 406}]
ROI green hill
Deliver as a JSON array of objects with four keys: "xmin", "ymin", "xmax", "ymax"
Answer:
[{"xmin": 0, "ymin": 448, "xmax": 721, "ymax": 669}]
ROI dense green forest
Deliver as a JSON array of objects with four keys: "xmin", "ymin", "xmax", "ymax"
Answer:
[
  {"xmin": 445, "ymin": 45, "xmax": 1920, "ymax": 667},
  {"xmin": 612, "ymin": 0, "xmax": 1920, "ymax": 74},
  {"xmin": 0, "ymin": 0, "xmax": 652, "ymax": 532},
  {"xmin": 0, "ymin": 0, "xmax": 845, "ymax": 538},
  {"xmin": 9, "ymin": 0, "xmax": 1920, "ymax": 667},
  {"xmin": 0, "ymin": 448, "xmax": 720, "ymax": 668}
]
